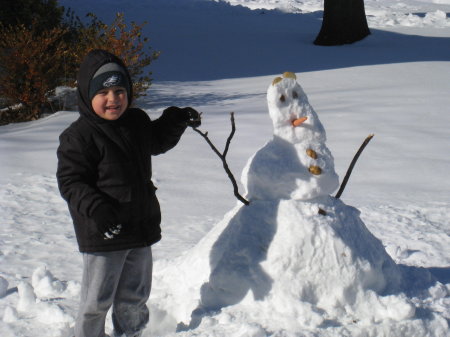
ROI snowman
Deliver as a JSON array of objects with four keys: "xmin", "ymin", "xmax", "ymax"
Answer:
[
  {"xmin": 195, "ymin": 72, "xmax": 404, "ymax": 320},
  {"xmin": 153, "ymin": 73, "xmax": 411, "ymax": 333}
]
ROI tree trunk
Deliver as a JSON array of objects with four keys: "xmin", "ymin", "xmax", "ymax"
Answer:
[{"xmin": 314, "ymin": 0, "xmax": 370, "ymax": 46}]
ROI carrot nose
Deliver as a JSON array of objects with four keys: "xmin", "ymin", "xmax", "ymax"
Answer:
[{"xmin": 292, "ymin": 116, "xmax": 308, "ymax": 127}]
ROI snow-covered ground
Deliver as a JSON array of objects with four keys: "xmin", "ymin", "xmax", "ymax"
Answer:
[{"xmin": 0, "ymin": 0, "xmax": 449, "ymax": 336}]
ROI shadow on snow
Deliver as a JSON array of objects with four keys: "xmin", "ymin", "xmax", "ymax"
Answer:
[{"xmin": 68, "ymin": 0, "xmax": 450, "ymax": 82}]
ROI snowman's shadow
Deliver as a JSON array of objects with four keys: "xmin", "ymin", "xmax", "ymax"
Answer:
[
  {"xmin": 178, "ymin": 137, "xmax": 303, "ymax": 331},
  {"xmin": 177, "ymin": 201, "xmax": 279, "ymax": 331}
]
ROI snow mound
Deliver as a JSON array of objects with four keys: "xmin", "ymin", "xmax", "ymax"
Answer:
[
  {"xmin": 29, "ymin": 266, "xmax": 80, "ymax": 300},
  {"xmin": 17, "ymin": 281, "xmax": 36, "ymax": 312},
  {"xmin": 13, "ymin": 267, "xmax": 78, "ymax": 328},
  {"xmin": 152, "ymin": 197, "xmax": 415, "ymax": 334},
  {"xmin": 32, "ymin": 266, "xmax": 66, "ymax": 299},
  {"xmin": 2, "ymin": 306, "xmax": 18, "ymax": 323},
  {"xmin": 35, "ymin": 302, "xmax": 74, "ymax": 325}
]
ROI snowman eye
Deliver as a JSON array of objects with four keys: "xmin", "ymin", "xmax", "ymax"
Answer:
[
  {"xmin": 280, "ymin": 95, "xmax": 286, "ymax": 102},
  {"xmin": 292, "ymin": 91, "xmax": 298, "ymax": 98}
]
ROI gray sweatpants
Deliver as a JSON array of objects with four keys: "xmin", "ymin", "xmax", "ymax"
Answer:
[{"xmin": 74, "ymin": 246, "xmax": 153, "ymax": 337}]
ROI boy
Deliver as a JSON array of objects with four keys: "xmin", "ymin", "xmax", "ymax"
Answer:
[{"xmin": 56, "ymin": 49, "xmax": 201, "ymax": 337}]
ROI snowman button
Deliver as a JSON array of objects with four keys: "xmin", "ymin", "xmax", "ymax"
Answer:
[
  {"xmin": 306, "ymin": 149, "xmax": 318, "ymax": 159},
  {"xmin": 309, "ymin": 165, "xmax": 322, "ymax": 175}
]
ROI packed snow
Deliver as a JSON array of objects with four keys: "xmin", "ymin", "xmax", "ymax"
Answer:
[{"xmin": 1, "ymin": 0, "xmax": 449, "ymax": 336}]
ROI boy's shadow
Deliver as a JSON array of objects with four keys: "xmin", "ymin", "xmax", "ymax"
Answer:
[{"xmin": 178, "ymin": 137, "xmax": 306, "ymax": 331}]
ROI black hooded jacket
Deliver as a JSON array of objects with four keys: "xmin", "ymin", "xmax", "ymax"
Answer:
[{"xmin": 56, "ymin": 50, "xmax": 187, "ymax": 252}]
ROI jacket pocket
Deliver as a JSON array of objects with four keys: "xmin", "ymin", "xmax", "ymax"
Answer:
[{"xmin": 96, "ymin": 185, "xmax": 133, "ymax": 235}]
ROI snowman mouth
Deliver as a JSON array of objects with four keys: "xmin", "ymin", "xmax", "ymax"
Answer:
[{"xmin": 292, "ymin": 116, "xmax": 308, "ymax": 127}]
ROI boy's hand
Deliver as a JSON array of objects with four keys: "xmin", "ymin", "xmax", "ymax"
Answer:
[
  {"xmin": 184, "ymin": 107, "xmax": 202, "ymax": 128},
  {"xmin": 164, "ymin": 106, "xmax": 202, "ymax": 127},
  {"xmin": 103, "ymin": 224, "xmax": 122, "ymax": 240},
  {"xmin": 91, "ymin": 204, "xmax": 122, "ymax": 240}
]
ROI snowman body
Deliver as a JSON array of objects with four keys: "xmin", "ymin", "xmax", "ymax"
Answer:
[{"xmin": 242, "ymin": 72, "xmax": 339, "ymax": 201}]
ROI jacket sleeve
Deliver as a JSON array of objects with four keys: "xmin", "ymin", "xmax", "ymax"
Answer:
[
  {"xmin": 146, "ymin": 108, "xmax": 188, "ymax": 155},
  {"xmin": 56, "ymin": 131, "xmax": 110, "ymax": 218}
]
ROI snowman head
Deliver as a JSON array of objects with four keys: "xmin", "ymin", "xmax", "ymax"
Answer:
[{"xmin": 267, "ymin": 72, "xmax": 325, "ymax": 142}]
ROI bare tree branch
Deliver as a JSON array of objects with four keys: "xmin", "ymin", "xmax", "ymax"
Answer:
[
  {"xmin": 223, "ymin": 112, "xmax": 236, "ymax": 158},
  {"xmin": 335, "ymin": 134, "xmax": 374, "ymax": 199},
  {"xmin": 193, "ymin": 112, "xmax": 250, "ymax": 206}
]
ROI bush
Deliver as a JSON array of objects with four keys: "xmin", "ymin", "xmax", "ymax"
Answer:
[
  {"xmin": 0, "ymin": 8, "xmax": 159, "ymax": 125},
  {"xmin": 0, "ymin": 0, "xmax": 63, "ymax": 33},
  {"xmin": 0, "ymin": 22, "xmax": 70, "ymax": 123},
  {"xmin": 70, "ymin": 12, "xmax": 160, "ymax": 99}
]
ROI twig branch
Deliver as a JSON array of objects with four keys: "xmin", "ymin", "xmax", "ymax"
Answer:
[
  {"xmin": 335, "ymin": 134, "xmax": 374, "ymax": 199},
  {"xmin": 223, "ymin": 113, "xmax": 236, "ymax": 158},
  {"xmin": 193, "ymin": 112, "xmax": 250, "ymax": 206}
]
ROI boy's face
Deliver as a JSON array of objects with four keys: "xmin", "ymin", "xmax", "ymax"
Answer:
[{"xmin": 91, "ymin": 86, "xmax": 128, "ymax": 120}]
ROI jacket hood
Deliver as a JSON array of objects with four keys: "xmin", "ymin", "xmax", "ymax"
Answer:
[{"xmin": 76, "ymin": 49, "xmax": 133, "ymax": 123}]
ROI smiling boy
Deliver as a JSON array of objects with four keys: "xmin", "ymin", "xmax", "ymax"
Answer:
[
  {"xmin": 56, "ymin": 49, "xmax": 200, "ymax": 337},
  {"xmin": 91, "ymin": 86, "xmax": 128, "ymax": 120}
]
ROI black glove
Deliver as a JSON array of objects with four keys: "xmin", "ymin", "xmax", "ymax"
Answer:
[
  {"xmin": 164, "ymin": 106, "xmax": 201, "ymax": 128},
  {"xmin": 91, "ymin": 204, "xmax": 122, "ymax": 240},
  {"xmin": 183, "ymin": 107, "xmax": 202, "ymax": 128},
  {"xmin": 102, "ymin": 224, "xmax": 122, "ymax": 240}
]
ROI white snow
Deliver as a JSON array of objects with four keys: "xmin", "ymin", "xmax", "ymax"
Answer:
[
  {"xmin": 16, "ymin": 282, "xmax": 36, "ymax": 313},
  {"xmin": 1, "ymin": 0, "xmax": 449, "ymax": 336}
]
